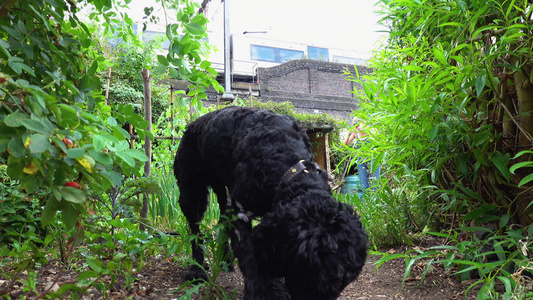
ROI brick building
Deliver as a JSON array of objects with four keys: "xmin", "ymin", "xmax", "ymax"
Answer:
[
  {"xmin": 203, "ymin": 59, "xmax": 372, "ymax": 120},
  {"xmin": 256, "ymin": 59, "xmax": 371, "ymax": 119}
]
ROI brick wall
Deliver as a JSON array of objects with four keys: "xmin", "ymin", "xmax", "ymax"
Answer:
[
  {"xmin": 267, "ymin": 68, "xmax": 311, "ymax": 93},
  {"xmin": 168, "ymin": 59, "xmax": 372, "ymax": 120},
  {"xmin": 257, "ymin": 59, "xmax": 372, "ymax": 119}
]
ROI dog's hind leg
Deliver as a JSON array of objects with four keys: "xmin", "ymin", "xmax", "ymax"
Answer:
[
  {"xmin": 210, "ymin": 184, "xmax": 236, "ymax": 272},
  {"xmin": 175, "ymin": 132, "xmax": 212, "ymax": 281},
  {"xmin": 178, "ymin": 184, "xmax": 209, "ymax": 281}
]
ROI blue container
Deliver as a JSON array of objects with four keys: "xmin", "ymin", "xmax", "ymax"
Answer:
[{"xmin": 341, "ymin": 175, "xmax": 364, "ymax": 198}]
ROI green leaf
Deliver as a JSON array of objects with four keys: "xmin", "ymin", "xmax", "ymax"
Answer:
[
  {"xmin": 0, "ymin": 39, "xmax": 11, "ymax": 58},
  {"xmin": 88, "ymin": 60, "xmax": 98, "ymax": 75},
  {"xmin": 28, "ymin": 134, "xmax": 50, "ymax": 154},
  {"xmin": 472, "ymin": 149, "xmax": 489, "ymax": 166},
  {"xmin": 112, "ymin": 126, "xmax": 129, "ymax": 140},
  {"xmin": 113, "ymin": 253, "xmax": 127, "ymax": 261},
  {"xmin": 6, "ymin": 157, "xmax": 22, "ymax": 179},
  {"xmin": 518, "ymin": 173, "xmax": 533, "ymax": 188},
  {"xmin": 489, "ymin": 151, "xmax": 511, "ymax": 182},
  {"xmin": 432, "ymin": 47, "xmax": 447, "ymax": 65},
  {"xmin": 7, "ymin": 138, "xmax": 26, "ymax": 157},
  {"xmin": 107, "ymin": 117, "xmax": 117, "ymax": 127},
  {"xmin": 475, "ymin": 75, "xmax": 486, "ymax": 97},
  {"xmin": 185, "ymin": 22, "xmax": 206, "ymax": 35},
  {"xmin": 4, "ymin": 111, "xmax": 29, "ymax": 127},
  {"xmin": 93, "ymin": 135, "xmax": 107, "ymax": 151},
  {"xmin": 499, "ymin": 213, "xmax": 510, "ymax": 229},
  {"xmin": 125, "ymin": 149, "xmax": 149, "ymax": 162},
  {"xmin": 115, "ymin": 140, "xmax": 129, "ymax": 152},
  {"xmin": 438, "ymin": 22, "xmax": 466, "ymax": 28},
  {"xmin": 66, "ymin": 148, "xmax": 85, "ymax": 159},
  {"xmin": 428, "ymin": 125, "xmax": 438, "ymax": 141},
  {"xmin": 169, "ymin": 66, "xmax": 179, "ymax": 79},
  {"xmin": 88, "ymin": 149, "xmax": 113, "ymax": 165},
  {"xmin": 472, "ymin": 131, "xmax": 490, "ymax": 146},
  {"xmin": 427, "ymin": 232, "xmax": 456, "ymax": 240},
  {"xmin": 497, "ymin": 276, "xmax": 514, "ymax": 293},
  {"xmin": 8, "ymin": 57, "xmax": 23, "ymax": 74},
  {"xmin": 59, "ymin": 104, "xmax": 78, "ymax": 120},
  {"xmin": 20, "ymin": 172, "xmax": 40, "ymax": 193},
  {"xmin": 62, "ymin": 203, "xmax": 78, "ymax": 229},
  {"xmin": 41, "ymin": 196, "xmax": 61, "ymax": 226},
  {"xmin": 509, "ymin": 161, "xmax": 533, "ymax": 174},
  {"xmin": 100, "ymin": 170, "xmax": 123, "ymax": 187},
  {"xmin": 402, "ymin": 65, "xmax": 425, "ymax": 72},
  {"xmin": 200, "ymin": 60, "xmax": 211, "ymax": 69},
  {"xmin": 463, "ymin": 204, "xmax": 497, "ymax": 221},
  {"xmin": 157, "ymin": 54, "xmax": 169, "ymax": 66},
  {"xmin": 511, "ymin": 150, "xmax": 533, "ymax": 160},
  {"xmin": 402, "ymin": 257, "xmax": 416, "ymax": 284},
  {"xmin": 86, "ymin": 256, "xmax": 107, "ymax": 274},
  {"xmin": 63, "ymin": 80, "xmax": 80, "ymax": 96},
  {"xmin": 77, "ymin": 270, "xmax": 99, "ymax": 282},
  {"xmin": 62, "ymin": 186, "xmax": 86, "ymax": 204},
  {"xmin": 117, "ymin": 151, "xmax": 135, "ymax": 167},
  {"xmin": 505, "ymin": 0, "xmax": 517, "ymax": 19},
  {"xmin": 144, "ymin": 130, "xmax": 154, "ymax": 142},
  {"xmin": 0, "ymin": 139, "xmax": 9, "ymax": 152}
]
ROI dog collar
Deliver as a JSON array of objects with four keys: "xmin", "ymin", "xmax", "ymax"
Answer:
[{"xmin": 281, "ymin": 160, "xmax": 321, "ymax": 183}]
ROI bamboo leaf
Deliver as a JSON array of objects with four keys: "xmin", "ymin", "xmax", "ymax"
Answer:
[
  {"xmin": 518, "ymin": 173, "xmax": 533, "ymax": 188},
  {"xmin": 490, "ymin": 151, "xmax": 511, "ymax": 182},
  {"xmin": 475, "ymin": 75, "xmax": 486, "ymax": 97},
  {"xmin": 432, "ymin": 47, "xmax": 447, "ymax": 65}
]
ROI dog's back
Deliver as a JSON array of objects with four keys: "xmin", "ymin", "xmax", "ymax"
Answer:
[{"xmin": 174, "ymin": 106, "xmax": 313, "ymax": 216}]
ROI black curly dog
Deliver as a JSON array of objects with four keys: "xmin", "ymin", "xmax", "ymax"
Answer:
[{"xmin": 173, "ymin": 106, "xmax": 367, "ymax": 299}]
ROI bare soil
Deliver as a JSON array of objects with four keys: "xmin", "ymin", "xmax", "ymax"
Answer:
[{"xmin": 1, "ymin": 243, "xmax": 485, "ymax": 300}]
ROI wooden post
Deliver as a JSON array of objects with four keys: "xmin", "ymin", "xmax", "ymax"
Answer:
[
  {"xmin": 105, "ymin": 67, "xmax": 112, "ymax": 105},
  {"xmin": 324, "ymin": 132, "xmax": 331, "ymax": 174},
  {"xmin": 140, "ymin": 68, "xmax": 152, "ymax": 229},
  {"xmin": 129, "ymin": 124, "xmax": 134, "ymax": 149},
  {"xmin": 170, "ymin": 84, "xmax": 174, "ymax": 143},
  {"xmin": 249, "ymin": 84, "xmax": 253, "ymax": 107}
]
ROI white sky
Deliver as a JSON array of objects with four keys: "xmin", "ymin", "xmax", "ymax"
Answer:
[
  {"xmin": 222, "ymin": 0, "xmax": 386, "ymax": 55},
  {"xmin": 125, "ymin": 0, "xmax": 387, "ymax": 58}
]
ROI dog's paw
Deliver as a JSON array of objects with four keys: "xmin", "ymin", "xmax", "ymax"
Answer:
[{"xmin": 184, "ymin": 265, "xmax": 208, "ymax": 282}]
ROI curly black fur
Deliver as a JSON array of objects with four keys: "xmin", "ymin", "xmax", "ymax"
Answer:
[{"xmin": 173, "ymin": 106, "xmax": 367, "ymax": 299}]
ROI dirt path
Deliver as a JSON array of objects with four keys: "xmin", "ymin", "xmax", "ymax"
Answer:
[
  {"xmin": 1, "ymin": 249, "xmax": 482, "ymax": 299},
  {"xmin": 132, "ymin": 251, "xmax": 480, "ymax": 299}
]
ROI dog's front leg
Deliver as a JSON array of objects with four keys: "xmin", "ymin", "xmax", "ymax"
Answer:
[{"xmin": 230, "ymin": 217, "xmax": 271, "ymax": 300}]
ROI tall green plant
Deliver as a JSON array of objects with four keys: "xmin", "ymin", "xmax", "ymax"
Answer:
[
  {"xmin": 353, "ymin": 0, "xmax": 533, "ymax": 297},
  {"xmin": 0, "ymin": 0, "xmax": 152, "ymax": 230},
  {"xmin": 152, "ymin": 0, "xmax": 223, "ymax": 116},
  {"xmin": 352, "ymin": 0, "xmax": 533, "ymax": 228},
  {"xmin": 0, "ymin": 0, "xmax": 221, "ymax": 229}
]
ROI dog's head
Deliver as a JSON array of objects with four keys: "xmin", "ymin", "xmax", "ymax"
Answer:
[{"xmin": 254, "ymin": 194, "xmax": 367, "ymax": 300}]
